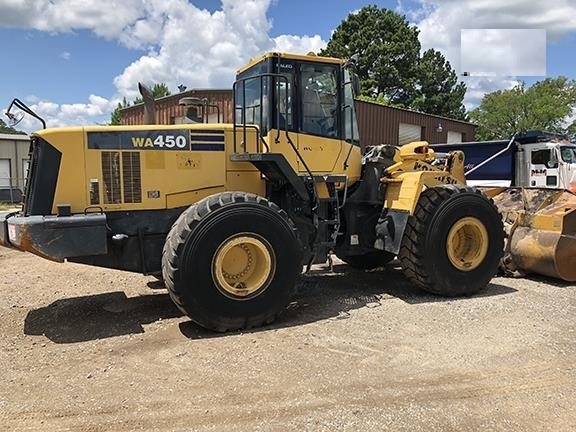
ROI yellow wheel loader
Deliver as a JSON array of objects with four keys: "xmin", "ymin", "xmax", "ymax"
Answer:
[{"xmin": 0, "ymin": 52, "xmax": 504, "ymax": 332}]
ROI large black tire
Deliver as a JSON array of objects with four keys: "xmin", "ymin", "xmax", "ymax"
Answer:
[
  {"xmin": 399, "ymin": 185, "xmax": 503, "ymax": 297},
  {"xmin": 337, "ymin": 251, "xmax": 395, "ymax": 270},
  {"xmin": 162, "ymin": 192, "xmax": 302, "ymax": 332}
]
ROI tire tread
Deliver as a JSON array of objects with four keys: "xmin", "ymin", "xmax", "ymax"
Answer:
[
  {"xmin": 399, "ymin": 185, "xmax": 502, "ymax": 296},
  {"xmin": 162, "ymin": 191, "xmax": 299, "ymax": 332}
]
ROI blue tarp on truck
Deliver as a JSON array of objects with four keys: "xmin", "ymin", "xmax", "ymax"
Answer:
[{"xmin": 431, "ymin": 140, "xmax": 515, "ymax": 183}]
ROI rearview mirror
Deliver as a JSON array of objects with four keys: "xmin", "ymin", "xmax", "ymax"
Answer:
[{"xmin": 351, "ymin": 73, "xmax": 361, "ymax": 96}]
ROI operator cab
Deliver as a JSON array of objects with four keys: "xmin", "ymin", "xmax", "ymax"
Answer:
[{"xmin": 232, "ymin": 52, "xmax": 362, "ymax": 177}]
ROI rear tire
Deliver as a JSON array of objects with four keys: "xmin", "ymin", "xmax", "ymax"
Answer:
[
  {"xmin": 162, "ymin": 192, "xmax": 302, "ymax": 332},
  {"xmin": 337, "ymin": 251, "xmax": 395, "ymax": 269},
  {"xmin": 399, "ymin": 186, "xmax": 503, "ymax": 296}
]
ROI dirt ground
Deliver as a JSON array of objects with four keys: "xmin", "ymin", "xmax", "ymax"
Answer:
[{"xmin": 0, "ymin": 245, "xmax": 575, "ymax": 432}]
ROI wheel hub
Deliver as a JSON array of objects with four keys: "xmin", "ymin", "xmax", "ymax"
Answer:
[
  {"xmin": 213, "ymin": 234, "xmax": 275, "ymax": 299},
  {"xmin": 446, "ymin": 217, "xmax": 489, "ymax": 271}
]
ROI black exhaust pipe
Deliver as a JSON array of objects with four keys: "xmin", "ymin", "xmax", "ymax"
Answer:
[{"xmin": 138, "ymin": 82, "xmax": 156, "ymax": 124}]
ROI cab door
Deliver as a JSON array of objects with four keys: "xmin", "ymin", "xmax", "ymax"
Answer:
[
  {"xmin": 296, "ymin": 62, "xmax": 342, "ymax": 173},
  {"xmin": 529, "ymin": 146, "xmax": 559, "ymax": 188}
]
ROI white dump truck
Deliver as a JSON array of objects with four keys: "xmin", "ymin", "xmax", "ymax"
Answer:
[{"xmin": 432, "ymin": 130, "xmax": 576, "ymax": 191}]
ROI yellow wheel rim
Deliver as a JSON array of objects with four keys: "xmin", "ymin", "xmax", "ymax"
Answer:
[
  {"xmin": 446, "ymin": 217, "xmax": 489, "ymax": 271},
  {"xmin": 213, "ymin": 234, "xmax": 275, "ymax": 299}
]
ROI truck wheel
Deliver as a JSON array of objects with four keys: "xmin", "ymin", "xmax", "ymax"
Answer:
[
  {"xmin": 337, "ymin": 251, "xmax": 395, "ymax": 269},
  {"xmin": 162, "ymin": 192, "xmax": 302, "ymax": 332},
  {"xmin": 399, "ymin": 186, "xmax": 503, "ymax": 297}
]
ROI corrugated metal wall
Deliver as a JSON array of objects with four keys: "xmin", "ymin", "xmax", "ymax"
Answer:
[
  {"xmin": 356, "ymin": 100, "xmax": 476, "ymax": 147},
  {"xmin": 0, "ymin": 134, "xmax": 30, "ymax": 202},
  {"xmin": 120, "ymin": 92, "xmax": 476, "ymax": 147},
  {"xmin": 121, "ymin": 89, "xmax": 234, "ymax": 126}
]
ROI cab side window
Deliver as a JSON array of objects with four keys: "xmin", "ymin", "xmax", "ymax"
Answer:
[
  {"xmin": 273, "ymin": 77, "xmax": 293, "ymax": 130},
  {"xmin": 531, "ymin": 149, "xmax": 551, "ymax": 165}
]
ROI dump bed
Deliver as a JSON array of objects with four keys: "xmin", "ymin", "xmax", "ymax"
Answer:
[{"xmin": 431, "ymin": 140, "xmax": 515, "ymax": 184}]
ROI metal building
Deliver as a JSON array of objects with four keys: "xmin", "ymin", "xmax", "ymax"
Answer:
[
  {"xmin": 0, "ymin": 133, "xmax": 29, "ymax": 203},
  {"xmin": 121, "ymin": 89, "xmax": 234, "ymax": 126},
  {"xmin": 356, "ymin": 100, "xmax": 477, "ymax": 147},
  {"xmin": 120, "ymin": 90, "xmax": 477, "ymax": 147}
]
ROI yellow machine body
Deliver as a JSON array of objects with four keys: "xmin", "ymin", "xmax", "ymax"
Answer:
[
  {"xmin": 483, "ymin": 187, "xmax": 576, "ymax": 281},
  {"xmin": 31, "ymin": 123, "xmax": 362, "ymax": 216},
  {"xmin": 382, "ymin": 141, "xmax": 466, "ymax": 214}
]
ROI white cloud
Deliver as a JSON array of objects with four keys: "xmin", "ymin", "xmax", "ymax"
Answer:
[
  {"xmin": 5, "ymin": 0, "xmax": 576, "ymax": 130},
  {"xmin": 461, "ymin": 29, "xmax": 546, "ymax": 76},
  {"xmin": 414, "ymin": 0, "xmax": 576, "ymax": 109},
  {"xmin": 0, "ymin": 0, "xmax": 327, "ymax": 131},
  {"xmin": 59, "ymin": 51, "xmax": 71, "ymax": 60},
  {"xmin": 272, "ymin": 34, "xmax": 325, "ymax": 54},
  {"xmin": 0, "ymin": 0, "xmax": 144, "ymax": 39},
  {"xmin": 7, "ymin": 95, "xmax": 116, "ymax": 132}
]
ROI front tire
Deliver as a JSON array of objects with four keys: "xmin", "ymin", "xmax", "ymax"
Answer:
[
  {"xmin": 162, "ymin": 192, "xmax": 302, "ymax": 332},
  {"xmin": 399, "ymin": 186, "xmax": 503, "ymax": 296}
]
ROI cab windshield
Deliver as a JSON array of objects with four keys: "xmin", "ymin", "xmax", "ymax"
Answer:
[{"xmin": 560, "ymin": 146, "xmax": 576, "ymax": 163}]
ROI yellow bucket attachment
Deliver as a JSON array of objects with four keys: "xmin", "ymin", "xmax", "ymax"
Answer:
[{"xmin": 482, "ymin": 187, "xmax": 576, "ymax": 281}]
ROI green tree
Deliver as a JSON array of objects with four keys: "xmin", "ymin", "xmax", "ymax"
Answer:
[
  {"xmin": 412, "ymin": 49, "xmax": 467, "ymax": 120},
  {"xmin": 321, "ymin": 6, "xmax": 467, "ymax": 118},
  {"xmin": 565, "ymin": 121, "xmax": 576, "ymax": 140},
  {"xmin": 469, "ymin": 77, "xmax": 576, "ymax": 140},
  {"xmin": 109, "ymin": 97, "xmax": 130, "ymax": 125},
  {"xmin": 321, "ymin": 5, "xmax": 421, "ymax": 106},
  {"xmin": 0, "ymin": 118, "xmax": 26, "ymax": 135}
]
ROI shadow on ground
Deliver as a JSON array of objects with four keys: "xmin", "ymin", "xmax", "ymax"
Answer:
[
  {"xmin": 180, "ymin": 262, "xmax": 517, "ymax": 339},
  {"xmin": 24, "ymin": 291, "xmax": 183, "ymax": 343},
  {"xmin": 25, "ymin": 263, "xmax": 517, "ymax": 343}
]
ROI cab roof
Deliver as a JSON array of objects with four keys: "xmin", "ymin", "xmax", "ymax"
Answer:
[{"xmin": 237, "ymin": 51, "xmax": 345, "ymax": 75}]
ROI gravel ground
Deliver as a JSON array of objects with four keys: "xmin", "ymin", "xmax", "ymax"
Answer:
[{"xmin": 0, "ymin": 245, "xmax": 575, "ymax": 431}]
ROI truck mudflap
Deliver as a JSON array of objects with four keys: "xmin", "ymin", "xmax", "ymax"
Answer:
[{"xmin": 0, "ymin": 212, "xmax": 108, "ymax": 262}]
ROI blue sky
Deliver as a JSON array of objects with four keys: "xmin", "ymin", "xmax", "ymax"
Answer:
[{"xmin": 0, "ymin": 0, "xmax": 575, "ymax": 132}]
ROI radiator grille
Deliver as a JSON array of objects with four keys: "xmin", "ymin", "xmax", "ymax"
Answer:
[
  {"xmin": 101, "ymin": 151, "xmax": 142, "ymax": 204},
  {"xmin": 122, "ymin": 152, "xmax": 142, "ymax": 203},
  {"xmin": 101, "ymin": 151, "xmax": 121, "ymax": 204}
]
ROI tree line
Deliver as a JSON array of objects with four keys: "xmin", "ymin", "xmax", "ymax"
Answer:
[
  {"xmin": 321, "ymin": 6, "xmax": 575, "ymax": 141},
  {"xmin": 0, "ymin": 119, "xmax": 27, "ymax": 135}
]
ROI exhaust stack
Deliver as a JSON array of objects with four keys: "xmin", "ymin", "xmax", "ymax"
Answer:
[{"xmin": 138, "ymin": 82, "xmax": 156, "ymax": 124}]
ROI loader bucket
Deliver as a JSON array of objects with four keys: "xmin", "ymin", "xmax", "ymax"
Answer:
[{"xmin": 482, "ymin": 187, "xmax": 576, "ymax": 281}]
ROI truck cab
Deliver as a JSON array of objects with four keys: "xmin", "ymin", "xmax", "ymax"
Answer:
[{"xmin": 520, "ymin": 141, "xmax": 576, "ymax": 190}]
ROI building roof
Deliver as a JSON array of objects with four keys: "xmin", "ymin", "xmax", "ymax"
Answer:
[
  {"xmin": 0, "ymin": 133, "xmax": 29, "ymax": 141},
  {"xmin": 356, "ymin": 99, "xmax": 477, "ymax": 127},
  {"xmin": 120, "ymin": 88, "xmax": 232, "ymax": 113}
]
